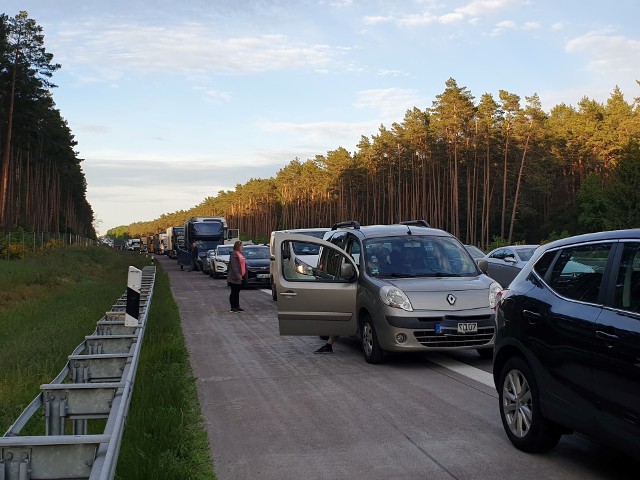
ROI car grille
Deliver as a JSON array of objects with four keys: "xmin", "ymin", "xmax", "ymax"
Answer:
[{"xmin": 413, "ymin": 325, "xmax": 494, "ymax": 347}]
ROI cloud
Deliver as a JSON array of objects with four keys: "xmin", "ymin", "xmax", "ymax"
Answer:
[
  {"xmin": 490, "ymin": 19, "xmax": 517, "ymax": 36},
  {"xmin": 565, "ymin": 29, "xmax": 640, "ymax": 74},
  {"xmin": 257, "ymin": 118, "xmax": 377, "ymax": 147},
  {"xmin": 366, "ymin": 0, "xmax": 522, "ymax": 28},
  {"xmin": 50, "ymin": 23, "xmax": 350, "ymax": 80},
  {"xmin": 354, "ymin": 88, "xmax": 426, "ymax": 118}
]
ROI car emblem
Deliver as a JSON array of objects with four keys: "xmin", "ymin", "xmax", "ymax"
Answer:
[{"xmin": 446, "ymin": 294, "xmax": 456, "ymax": 306}]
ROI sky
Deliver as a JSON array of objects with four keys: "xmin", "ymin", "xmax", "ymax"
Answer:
[{"xmin": 4, "ymin": 1, "xmax": 640, "ymax": 235}]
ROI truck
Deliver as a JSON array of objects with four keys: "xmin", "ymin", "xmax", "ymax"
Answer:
[
  {"xmin": 166, "ymin": 226, "xmax": 184, "ymax": 259},
  {"xmin": 176, "ymin": 217, "xmax": 239, "ymax": 271},
  {"xmin": 158, "ymin": 233, "xmax": 168, "ymax": 255},
  {"xmin": 126, "ymin": 238, "xmax": 141, "ymax": 251}
]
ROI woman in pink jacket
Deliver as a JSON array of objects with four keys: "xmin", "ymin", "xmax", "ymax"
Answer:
[{"xmin": 227, "ymin": 240, "xmax": 247, "ymax": 312}]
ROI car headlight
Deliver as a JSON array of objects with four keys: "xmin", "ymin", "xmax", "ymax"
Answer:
[
  {"xmin": 379, "ymin": 285, "xmax": 413, "ymax": 312},
  {"xmin": 489, "ymin": 282, "xmax": 503, "ymax": 309}
]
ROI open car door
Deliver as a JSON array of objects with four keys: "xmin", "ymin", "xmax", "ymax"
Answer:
[{"xmin": 273, "ymin": 232, "xmax": 359, "ymax": 336}]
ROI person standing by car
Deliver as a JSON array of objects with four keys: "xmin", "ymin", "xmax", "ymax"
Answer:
[
  {"xmin": 188, "ymin": 242, "xmax": 199, "ymax": 271},
  {"xmin": 228, "ymin": 240, "xmax": 247, "ymax": 312}
]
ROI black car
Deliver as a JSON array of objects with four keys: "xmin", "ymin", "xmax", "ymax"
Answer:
[
  {"xmin": 493, "ymin": 229, "xmax": 640, "ymax": 461},
  {"xmin": 242, "ymin": 245, "xmax": 270, "ymax": 286}
]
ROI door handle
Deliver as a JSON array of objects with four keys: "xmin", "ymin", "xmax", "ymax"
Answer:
[
  {"xmin": 522, "ymin": 310, "xmax": 541, "ymax": 323},
  {"xmin": 595, "ymin": 330, "xmax": 619, "ymax": 342},
  {"xmin": 280, "ymin": 291, "xmax": 297, "ymax": 297}
]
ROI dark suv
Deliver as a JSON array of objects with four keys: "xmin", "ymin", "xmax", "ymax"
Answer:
[{"xmin": 493, "ymin": 229, "xmax": 640, "ymax": 460}]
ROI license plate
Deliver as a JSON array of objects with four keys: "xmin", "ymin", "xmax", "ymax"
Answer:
[
  {"xmin": 457, "ymin": 323, "xmax": 478, "ymax": 333},
  {"xmin": 257, "ymin": 273, "xmax": 270, "ymax": 279}
]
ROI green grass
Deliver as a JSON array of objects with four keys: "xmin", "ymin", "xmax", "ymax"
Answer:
[
  {"xmin": 0, "ymin": 247, "xmax": 215, "ymax": 479},
  {"xmin": 115, "ymin": 264, "xmax": 215, "ymax": 479}
]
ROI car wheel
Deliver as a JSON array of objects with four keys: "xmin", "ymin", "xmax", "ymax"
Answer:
[
  {"xmin": 213, "ymin": 270, "xmax": 219, "ymax": 279},
  {"xmin": 361, "ymin": 315, "xmax": 384, "ymax": 364},
  {"xmin": 271, "ymin": 281, "xmax": 277, "ymax": 301},
  {"xmin": 477, "ymin": 348, "xmax": 493, "ymax": 359},
  {"xmin": 498, "ymin": 356, "xmax": 562, "ymax": 453}
]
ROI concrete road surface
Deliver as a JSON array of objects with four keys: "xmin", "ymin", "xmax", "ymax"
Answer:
[{"xmin": 157, "ymin": 255, "xmax": 638, "ymax": 480}]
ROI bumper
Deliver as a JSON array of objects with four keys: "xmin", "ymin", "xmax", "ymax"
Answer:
[{"xmin": 373, "ymin": 309, "xmax": 496, "ymax": 352}]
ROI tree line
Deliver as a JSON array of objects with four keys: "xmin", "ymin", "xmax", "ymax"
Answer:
[
  {"xmin": 0, "ymin": 11, "xmax": 95, "ymax": 237},
  {"xmin": 111, "ymin": 78, "xmax": 640, "ymax": 249}
]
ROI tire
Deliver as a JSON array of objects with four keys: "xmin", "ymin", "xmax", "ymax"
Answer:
[
  {"xmin": 361, "ymin": 315, "xmax": 384, "ymax": 364},
  {"xmin": 498, "ymin": 356, "xmax": 562, "ymax": 453},
  {"xmin": 477, "ymin": 348, "xmax": 493, "ymax": 359},
  {"xmin": 213, "ymin": 270, "xmax": 219, "ymax": 279},
  {"xmin": 271, "ymin": 281, "xmax": 277, "ymax": 301},
  {"xmin": 180, "ymin": 264, "xmax": 183, "ymax": 271}
]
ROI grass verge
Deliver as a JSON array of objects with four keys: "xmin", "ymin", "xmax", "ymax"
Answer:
[{"xmin": 0, "ymin": 247, "xmax": 215, "ymax": 479}]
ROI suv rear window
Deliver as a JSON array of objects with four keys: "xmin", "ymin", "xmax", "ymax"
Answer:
[{"xmin": 547, "ymin": 243, "xmax": 612, "ymax": 303}]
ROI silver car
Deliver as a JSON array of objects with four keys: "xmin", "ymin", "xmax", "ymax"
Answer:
[
  {"xmin": 481, "ymin": 245, "xmax": 538, "ymax": 288},
  {"xmin": 273, "ymin": 221, "xmax": 502, "ymax": 364}
]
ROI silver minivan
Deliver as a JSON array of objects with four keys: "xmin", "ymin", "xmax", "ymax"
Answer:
[{"xmin": 272, "ymin": 221, "xmax": 502, "ymax": 363}]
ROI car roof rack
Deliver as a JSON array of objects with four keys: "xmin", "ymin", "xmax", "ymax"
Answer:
[
  {"xmin": 331, "ymin": 221, "xmax": 361, "ymax": 230},
  {"xmin": 399, "ymin": 220, "xmax": 430, "ymax": 228}
]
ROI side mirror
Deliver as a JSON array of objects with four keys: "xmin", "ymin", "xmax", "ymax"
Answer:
[
  {"xmin": 504, "ymin": 256, "xmax": 517, "ymax": 264},
  {"xmin": 341, "ymin": 263, "xmax": 356, "ymax": 281},
  {"xmin": 477, "ymin": 259, "xmax": 488, "ymax": 274}
]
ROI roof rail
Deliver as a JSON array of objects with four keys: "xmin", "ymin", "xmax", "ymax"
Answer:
[
  {"xmin": 331, "ymin": 221, "xmax": 361, "ymax": 230},
  {"xmin": 399, "ymin": 220, "xmax": 430, "ymax": 228}
]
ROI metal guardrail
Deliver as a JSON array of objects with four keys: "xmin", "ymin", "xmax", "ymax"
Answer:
[{"xmin": 0, "ymin": 266, "xmax": 156, "ymax": 479}]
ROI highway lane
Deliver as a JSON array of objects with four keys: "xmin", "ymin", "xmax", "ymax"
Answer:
[{"xmin": 157, "ymin": 254, "xmax": 638, "ymax": 480}]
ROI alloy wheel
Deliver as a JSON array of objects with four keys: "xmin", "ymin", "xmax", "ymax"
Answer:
[{"xmin": 502, "ymin": 368, "xmax": 533, "ymax": 438}]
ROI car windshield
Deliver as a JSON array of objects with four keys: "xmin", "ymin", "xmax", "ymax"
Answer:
[
  {"xmin": 515, "ymin": 247, "xmax": 537, "ymax": 261},
  {"xmin": 216, "ymin": 246, "xmax": 233, "ymax": 256},
  {"xmin": 243, "ymin": 247, "xmax": 270, "ymax": 259},
  {"xmin": 364, "ymin": 236, "xmax": 479, "ymax": 278}
]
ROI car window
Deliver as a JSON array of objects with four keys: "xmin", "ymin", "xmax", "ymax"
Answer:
[
  {"xmin": 282, "ymin": 240, "xmax": 351, "ymax": 283},
  {"xmin": 243, "ymin": 247, "xmax": 270, "ymax": 259},
  {"xmin": 490, "ymin": 249, "xmax": 505, "ymax": 260},
  {"xmin": 291, "ymin": 241, "xmax": 321, "ymax": 255},
  {"xmin": 613, "ymin": 242, "xmax": 640, "ymax": 313},
  {"xmin": 514, "ymin": 247, "xmax": 536, "ymax": 261},
  {"xmin": 548, "ymin": 243, "xmax": 613, "ymax": 303},
  {"xmin": 364, "ymin": 236, "xmax": 477, "ymax": 278},
  {"xmin": 345, "ymin": 238, "xmax": 361, "ymax": 266},
  {"xmin": 533, "ymin": 251, "xmax": 556, "ymax": 278}
]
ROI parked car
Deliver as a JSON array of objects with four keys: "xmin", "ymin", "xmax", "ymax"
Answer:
[
  {"xmin": 209, "ymin": 244, "xmax": 234, "ymax": 278},
  {"xmin": 241, "ymin": 244, "xmax": 271, "ymax": 287},
  {"xmin": 492, "ymin": 229, "xmax": 640, "ymax": 461},
  {"xmin": 481, "ymin": 245, "xmax": 538, "ymax": 287},
  {"xmin": 269, "ymin": 227, "xmax": 330, "ymax": 300},
  {"xmin": 272, "ymin": 220, "xmax": 502, "ymax": 363},
  {"xmin": 464, "ymin": 244, "xmax": 485, "ymax": 261}
]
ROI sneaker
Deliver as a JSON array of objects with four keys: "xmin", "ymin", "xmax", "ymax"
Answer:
[
  {"xmin": 229, "ymin": 308, "xmax": 239, "ymax": 313},
  {"xmin": 314, "ymin": 343, "xmax": 333, "ymax": 354},
  {"xmin": 236, "ymin": 307, "xmax": 244, "ymax": 312}
]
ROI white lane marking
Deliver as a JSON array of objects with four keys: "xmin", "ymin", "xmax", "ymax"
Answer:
[
  {"xmin": 429, "ymin": 353, "xmax": 495, "ymax": 388},
  {"xmin": 259, "ymin": 289, "xmax": 271, "ymax": 295}
]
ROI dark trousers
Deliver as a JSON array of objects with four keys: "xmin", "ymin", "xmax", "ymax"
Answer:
[{"xmin": 229, "ymin": 283, "xmax": 242, "ymax": 308}]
